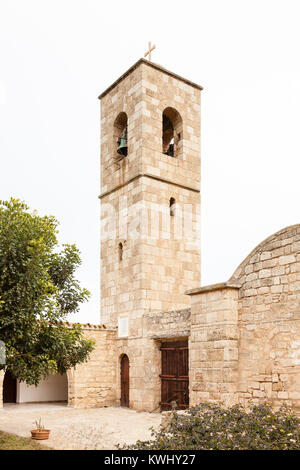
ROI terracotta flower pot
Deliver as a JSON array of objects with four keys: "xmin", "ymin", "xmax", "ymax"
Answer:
[{"xmin": 31, "ymin": 429, "xmax": 51, "ymax": 440}]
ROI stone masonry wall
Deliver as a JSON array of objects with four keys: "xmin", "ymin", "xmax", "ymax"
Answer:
[
  {"xmin": 100, "ymin": 59, "xmax": 201, "ymax": 326},
  {"xmin": 101, "ymin": 175, "xmax": 200, "ymax": 327},
  {"xmin": 68, "ymin": 326, "xmax": 117, "ymax": 408},
  {"xmin": 116, "ymin": 308, "xmax": 191, "ymax": 412},
  {"xmin": 187, "ymin": 285, "xmax": 239, "ymax": 407},
  {"xmin": 230, "ymin": 224, "xmax": 300, "ymax": 411},
  {"xmin": 143, "ymin": 308, "xmax": 191, "ymax": 340},
  {"xmin": 188, "ymin": 224, "xmax": 300, "ymax": 413}
]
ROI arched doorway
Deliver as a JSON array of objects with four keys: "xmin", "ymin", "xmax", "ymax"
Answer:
[
  {"xmin": 120, "ymin": 355, "xmax": 129, "ymax": 407},
  {"xmin": 3, "ymin": 370, "xmax": 16, "ymax": 404}
]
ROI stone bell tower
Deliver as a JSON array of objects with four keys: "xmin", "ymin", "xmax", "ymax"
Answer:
[{"xmin": 99, "ymin": 58, "xmax": 202, "ymax": 331}]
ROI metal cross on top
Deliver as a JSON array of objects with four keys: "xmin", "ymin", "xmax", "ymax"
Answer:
[{"xmin": 144, "ymin": 42, "xmax": 156, "ymax": 62}]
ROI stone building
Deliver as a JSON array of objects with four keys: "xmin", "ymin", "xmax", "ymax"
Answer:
[{"xmin": 1, "ymin": 59, "xmax": 300, "ymax": 413}]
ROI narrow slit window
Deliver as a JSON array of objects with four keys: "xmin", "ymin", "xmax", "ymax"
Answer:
[
  {"xmin": 119, "ymin": 242, "xmax": 123, "ymax": 261},
  {"xmin": 170, "ymin": 197, "xmax": 176, "ymax": 216}
]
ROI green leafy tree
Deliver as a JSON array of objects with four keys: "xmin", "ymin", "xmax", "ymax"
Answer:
[{"xmin": 0, "ymin": 198, "xmax": 95, "ymax": 385}]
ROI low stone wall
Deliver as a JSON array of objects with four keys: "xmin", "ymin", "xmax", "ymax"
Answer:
[{"xmin": 68, "ymin": 327, "xmax": 118, "ymax": 408}]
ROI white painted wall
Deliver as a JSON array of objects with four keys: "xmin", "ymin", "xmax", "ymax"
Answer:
[{"xmin": 16, "ymin": 373, "xmax": 68, "ymax": 403}]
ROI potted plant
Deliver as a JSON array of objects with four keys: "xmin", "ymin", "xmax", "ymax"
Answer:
[{"xmin": 31, "ymin": 418, "xmax": 51, "ymax": 440}]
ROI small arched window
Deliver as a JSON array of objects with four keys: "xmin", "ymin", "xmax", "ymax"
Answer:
[
  {"xmin": 170, "ymin": 197, "xmax": 176, "ymax": 216},
  {"xmin": 119, "ymin": 242, "xmax": 123, "ymax": 261},
  {"xmin": 162, "ymin": 108, "xmax": 183, "ymax": 158},
  {"xmin": 114, "ymin": 112, "xmax": 128, "ymax": 161}
]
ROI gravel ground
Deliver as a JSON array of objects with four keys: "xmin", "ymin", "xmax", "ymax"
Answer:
[{"xmin": 0, "ymin": 403, "xmax": 161, "ymax": 450}]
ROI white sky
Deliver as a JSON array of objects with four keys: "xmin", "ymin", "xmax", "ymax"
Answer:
[{"xmin": 1, "ymin": 0, "xmax": 300, "ymax": 323}]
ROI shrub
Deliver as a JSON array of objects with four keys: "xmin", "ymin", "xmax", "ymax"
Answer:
[{"xmin": 122, "ymin": 402, "xmax": 300, "ymax": 450}]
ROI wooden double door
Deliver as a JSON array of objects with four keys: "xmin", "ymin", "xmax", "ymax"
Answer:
[{"xmin": 160, "ymin": 340, "xmax": 189, "ymax": 411}]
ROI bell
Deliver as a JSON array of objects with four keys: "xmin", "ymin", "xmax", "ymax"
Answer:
[
  {"xmin": 166, "ymin": 143, "xmax": 174, "ymax": 157},
  {"xmin": 117, "ymin": 129, "xmax": 128, "ymax": 157}
]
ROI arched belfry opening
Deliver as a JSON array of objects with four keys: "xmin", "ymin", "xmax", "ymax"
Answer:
[
  {"xmin": 162, "ymin": 107, "xmax": 183, "ymax": 158},
  {"xmin": 114, "ymin": 112, "xmax": 128, "ymax": 161}
]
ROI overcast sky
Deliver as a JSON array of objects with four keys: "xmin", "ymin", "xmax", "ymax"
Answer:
[{"xmin": 1, "ymin": 0, "xmax": 300, "ymax": 323}]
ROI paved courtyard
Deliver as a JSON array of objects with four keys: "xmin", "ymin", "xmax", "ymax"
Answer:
[{"xmin": 0, "ymin": 403, "xmax": 161, "ymax": 450}]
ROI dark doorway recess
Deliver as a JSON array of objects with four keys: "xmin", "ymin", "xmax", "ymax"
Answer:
[
  {"xmin": 121, "ymin": 354, "xmax": 129, "ymax": 407},
  {"xmin": 3, "ymin": 370, "xmax": 17, "ymax": 404},
  {"xmin": 160, "ymin": 340, "xmax": 189, "ymax": 411}
]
